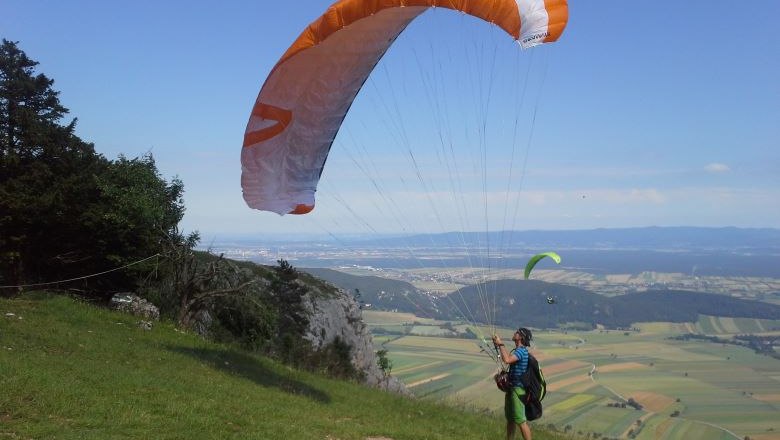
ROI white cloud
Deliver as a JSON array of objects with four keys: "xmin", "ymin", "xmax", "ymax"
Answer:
[
  {"xmin": 704, "ymin": 163, "xmax": 731, "ymax": 173},
  {"xmin": 526, "ymin": 167, "xmax": 687, "ymax": 179}
]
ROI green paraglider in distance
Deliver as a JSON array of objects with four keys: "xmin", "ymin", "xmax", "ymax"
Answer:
[{"xmin": 524, "ymin": 252, "xmax": 562, "ymax": 280}]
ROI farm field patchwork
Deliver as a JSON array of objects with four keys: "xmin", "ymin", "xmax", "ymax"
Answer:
[
  {"xmin": 696, "ymin": 315, "xmax": 780, "ymax": 335},
  {"xmin": 366, "ymin": 311, "xmax": 780, "ymax": 440}
]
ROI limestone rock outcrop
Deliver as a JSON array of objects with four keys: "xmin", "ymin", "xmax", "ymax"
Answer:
[
  {"xmin": 109, "ymin": 293, "xmax": 160, "ymax": 321},
  {"xmin": 301, "ymin": 284, "xmax": 408, "ymax": 395}
]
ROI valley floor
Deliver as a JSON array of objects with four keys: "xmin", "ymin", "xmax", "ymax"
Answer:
[{"xmin": 366, "ymin": 311, "xmax": 780, "ymax": 440}]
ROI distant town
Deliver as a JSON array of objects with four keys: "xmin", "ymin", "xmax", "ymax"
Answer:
[{"xmin": 203, "ymin": 231, "xmax": 780, "ymax": 306}]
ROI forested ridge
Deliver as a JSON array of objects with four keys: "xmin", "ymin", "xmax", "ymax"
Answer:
[
  {"xmin": 307, "ymin": 269, "xmax": 780, "ymax": 328},
  {"xmin": 446, "ymin": 281, "xmax": 780, "ymax": 328}
]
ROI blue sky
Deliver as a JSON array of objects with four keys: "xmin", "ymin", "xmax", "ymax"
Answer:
[{"xmin": 4, "ymin": 1, "xmax": 779, "ymax": 240}]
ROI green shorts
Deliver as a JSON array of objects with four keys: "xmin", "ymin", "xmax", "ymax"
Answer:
[{"xmin": 505, "ymin": 387, "xmax": 527, "ymax": 423}]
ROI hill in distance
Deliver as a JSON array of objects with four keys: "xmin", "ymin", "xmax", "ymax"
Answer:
[
  {"xmin": 443, "ymin": 280, "xmax": 780, "ymax": 329},
  {"xmin": 302, "ymin": 268, "xmax": 439, "ymax": 314},
  {"xmin": 305, "ymin": 269, "xmax": 780, "ymax": 328},
  {"xmin": 404, "ymin": 226, "xmax": 780, "ymax": 251},
  {"xmin": 219, "ymin": 226, "xmax": 780, "ymax": 251}
]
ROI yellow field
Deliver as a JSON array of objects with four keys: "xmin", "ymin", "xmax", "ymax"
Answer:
[{"xmin": 548, "ymin": 394, "xmax": 598, "ymax": 411}]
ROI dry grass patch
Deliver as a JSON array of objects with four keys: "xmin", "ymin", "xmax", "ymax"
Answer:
[
  {"xmin": 631, "ymin": 391, "xmax": 675, "ymax": 412},
  {"xmin": 391, "ymin": 336, "xmax": 475, "ymax": 351},
  {"xmin": 716, "ymin": 317, "xmax": 741, "ymax": 333},
  {"xmin": 406, "ymin": 373, "xmax": 451, "ymax": 388},
  {"xmin": 544, "ymin": 359, "xmax": 590, "ymax": 376},
  {"xmin": 596, "ymin": 362, "xmax": 647, "ymax": 373},
  {"xmin": 363, "ymin": 311, "xmax": 430, "ymax": 325},
  {"xmin": 564, "ymin": 381, "xmax": 596, "ymax": 394},
  {"xmin": 652, "ymin": 418, "xmax": 675, "ymax": 439},
  {"xmin": 531, "ymin": 349, "xmax": 561, "ymax": 362},
  {"xmin": 752, "ymin": 393, "xmax": 780, "ymax": 403},
  {"xmin": 392, "ymin": 361, "xmax": 444, "ymax": 375},
  {"xmin": 752, "ymin": 434, "xmax": 780, "ymax": 440},
  {"xmin": 547, "ymin": 373, "xmax": 591, "ymax": 392},
  {"xmin": 531, "ymin": 350, "xmax": 551, "ymax": 362}
]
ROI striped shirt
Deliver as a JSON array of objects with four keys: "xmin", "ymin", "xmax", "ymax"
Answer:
[{"xmin": 509, "ymin": 346, "xmax": 529, "ymax": 388}]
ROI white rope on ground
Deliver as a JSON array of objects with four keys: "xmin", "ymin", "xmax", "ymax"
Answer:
[{"xmin": 0, "ymin": 253, "xmax": 161, "ymax": 289}]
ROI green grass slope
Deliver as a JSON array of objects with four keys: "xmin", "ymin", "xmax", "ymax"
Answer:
[{"xmin": 0, "ymin": 293, "xmax": 568, "ymax": 440}]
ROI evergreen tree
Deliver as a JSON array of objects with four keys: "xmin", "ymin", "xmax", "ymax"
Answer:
[
  {"xmin": 1, "ymin": 39, "xmax": 103, "ymax": 289},
  {"xmin": 0, "ymin": 39, "xmax": 192, "ymax": 295}
]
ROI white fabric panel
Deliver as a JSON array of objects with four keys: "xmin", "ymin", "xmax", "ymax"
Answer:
[
  {"xmin": 515, "ymin": 0, "xmax": 551, "ymax": 48},
  {"xmin": 242, "ymin": 7, "xmax": 427, "ymax": 215}
]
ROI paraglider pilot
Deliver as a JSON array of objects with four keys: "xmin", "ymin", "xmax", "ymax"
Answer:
[{"xmin": 493, "ymin": 328, "xmax": 533, "ymax": 440}]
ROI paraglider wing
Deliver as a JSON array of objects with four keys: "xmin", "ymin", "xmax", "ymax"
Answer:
[
  {"xmin": 241, "ymin": 0, "xmax": 569, "ymax": 215},
  {"xmin": 524, "ymin": 251, "xmax": 562, "ymax": 280}
]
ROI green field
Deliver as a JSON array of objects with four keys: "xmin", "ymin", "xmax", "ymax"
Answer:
[
  {"xmin": 696, "ymin": 315, "xmax": 780, "ymax": 335},
  {"xmin": 365, "ymin": 311, "xmax": 780, "ymax": 440}
]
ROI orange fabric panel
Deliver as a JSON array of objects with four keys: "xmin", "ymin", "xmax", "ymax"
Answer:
[
  {"xmin": 543, "ymin": 0, "xmax": 569, "ymax": 43},
  {"xmin": 278, "ymin": 0, "xmax": 522, "ymax": 71},
  {"xmin": 243, "ymin": 103, "xmax": 292, "ymax": 146},
  {"xmin": 290, "ymin": 204, "xmax": 315, "ymax": 215}
]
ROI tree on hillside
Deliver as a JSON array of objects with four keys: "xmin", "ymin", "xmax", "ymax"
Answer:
[
  {"xmin": 271, "ymin": 259, "xmax": 311, "ymax": 362},
  {"xmin": 0, "ymin": 39, "xmax": 191, "ymax": 295},
  {"xmin": 1, "ymin": 39, "xmax": 102, "ymax": 289},
  {"xmin": 150, "ymin": 237, "xmax": 258, "ymax": 329},
  {"xmin": 83, "ymin": 154, "xmax": 192, "ymax": 290}
]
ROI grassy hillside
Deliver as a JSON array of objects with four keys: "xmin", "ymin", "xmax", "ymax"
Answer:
[{"xmin": 0, "ymin": 293, "xmax": 568, "ymax": 440}]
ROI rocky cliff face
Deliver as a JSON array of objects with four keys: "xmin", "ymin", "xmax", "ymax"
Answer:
[{"xmin": 301, "ymin": 284, "xmax": 407, "ymax": 395}]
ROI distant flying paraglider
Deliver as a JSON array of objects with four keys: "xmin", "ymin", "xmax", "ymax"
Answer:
[
  {"xmin": 524, "ymin": 252, "xmax": 562, "ymax": 280},
  {"xmin": 240, "ymin": 0, "xmax": 569, "ymax": 215}
]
